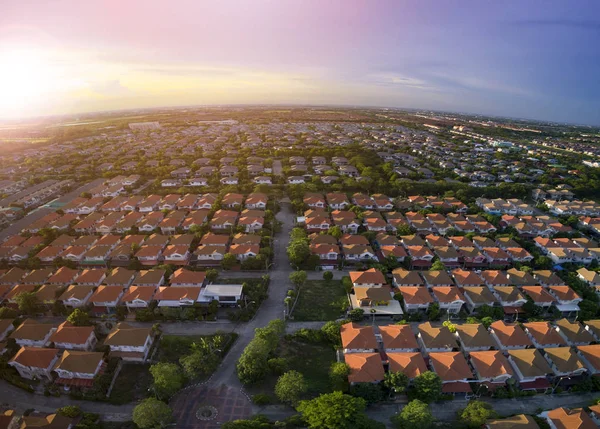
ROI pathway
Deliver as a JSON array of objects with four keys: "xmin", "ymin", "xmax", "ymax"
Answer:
[
  {"xmin": 170, "ymin": 202, "xmax": 296, "ymax": 428},
  {"xmin": 0, "ymin": 380, "xmax": 134, "ymax": 421}
]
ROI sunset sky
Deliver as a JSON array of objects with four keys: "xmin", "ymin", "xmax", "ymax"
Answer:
[{"xmin": 1, "ymin": 0, "xmax": 599, "ymax": 124}]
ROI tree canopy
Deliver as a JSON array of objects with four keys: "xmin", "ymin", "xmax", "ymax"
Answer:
[
  {"xmin": 392, "ymin": 399, "xmax": 434, "ymax": 429},
  {"xmin": 412, "ymin": 371, "xmax": 442, "ymax": 403},
  {"xmin": 132, "ymin": 398, "xmax": 173, "ymax": 429},
  {"xmin": 149, "ymin": 362, "xmax": 184, "ymax": 399},
  {"xmin": 275, "ymin": 370, "xmax": 308, "ymax": 406},
  {"xmin": 458, "ymin": 400, "xmax": 498, "ymax": 428},
  {"xmin": 297, "ymin": 391, "xmax": 378, "ymax": 429}
]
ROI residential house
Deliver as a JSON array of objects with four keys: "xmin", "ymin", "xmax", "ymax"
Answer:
[
  {"xmin": 428, "ymin": 352, "xmax": 474, "ymax": 395},
  {"xmin": 104, "ymin": 323, "xmax": 154, "ymax": 362},
  {"xmin": 455, "ymin": 324, "xmax": 496, "ymax": 352},
  {"xmin": 58, "ymin": 285, "xmax": 95, "ymax": 308},
  {"xmin": 345, "ymin": 353, "xmax": 385, "ymax": 385},
  {"xmin": 10, "ymin": 319, "xmax": 56, "ymax": 348},
  {"xmin": 489, "ymin": 321, "xmax": 534, "ymax": 351},
  {"xmin": 89, "ymin": 286, "xmax": 125, "ymax": 315},
  {"xmin": 9, "ymin": 347, "xmax": 59, "ymax": 380},
  {"xmin": 417, "ymin": 322, "xmax": 457, "ymax": 354},
  {"xmin": 49, "ymin": 322, "xmax": 97, "ymax": 351},
  {"xmin": 507, "ymin": 348, "xmax": 553, "ymax": 391},
  {"xmin": 469, "ymin": 350, "xmax": 514, "ymax": 389},
  {"xmin": 340, "ymin": 323, "xmax": 377, "ymax": 353}
]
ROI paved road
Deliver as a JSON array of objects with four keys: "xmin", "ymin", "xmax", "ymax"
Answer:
[
  {"xmin": 169, "ymin": 202, "xmax": 296, "ymax": 427},
  {"xmin": 208, "ymin": 203, "xmax": 294, "ymax": 388},
  {"xmin": 0, "ymin": 380, "xmax": 134, "ymax": 421},
  {"xmin": 258, "ymin": 391, "xmax": 600, "ymax": 427},
  {"xmin": 0, "ymin": 178, "xmax": 105, "ymax": 241}
]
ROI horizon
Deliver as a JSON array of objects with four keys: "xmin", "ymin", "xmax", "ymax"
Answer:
[{"xmin": 1, "ymin": 0, "xmax": 600, "ymax": 125}]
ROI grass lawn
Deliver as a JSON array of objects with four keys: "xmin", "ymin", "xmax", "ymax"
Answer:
[
  {"xmin": 108, "ymin": 364, "xmax": 152, "ymax": 404},
  {"xmin": 246, "ymin": 337, "xmax": 336, "ymax": 400},
  {"xmin": 292, "ymin": 280, "xmax": 348, "ymax": 321},
  {"xmin": 157, "ymin": 333, "xmax": 238, "ymax": 364}
]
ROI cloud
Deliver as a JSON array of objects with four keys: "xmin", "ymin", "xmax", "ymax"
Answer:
[
  {"xmin": 89, "ymin": 80, "xmax": 133, "ymax": 96},
  {"xmin": 365, "ymin": 72, "xmax": 437, "ymax": 91}
]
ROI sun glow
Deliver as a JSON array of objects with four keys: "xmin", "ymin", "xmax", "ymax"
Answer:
[{"xmin": 0, "ymin": 48, "xmax": 86, "ymax": 116}]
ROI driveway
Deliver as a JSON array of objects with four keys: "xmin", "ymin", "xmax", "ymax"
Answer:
[{"xmin": 170, "ymin": 202, "xmax": 296, "ymax": 428}]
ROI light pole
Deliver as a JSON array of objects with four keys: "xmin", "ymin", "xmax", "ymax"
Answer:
[{"xmin": 551, "ymin": 376, "xmax": 570, "ymax": 394}]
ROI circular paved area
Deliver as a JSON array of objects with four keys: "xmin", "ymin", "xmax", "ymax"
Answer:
[{"xmin": 171, "ymin": 384, "xmax": 252, "ymax": 428}]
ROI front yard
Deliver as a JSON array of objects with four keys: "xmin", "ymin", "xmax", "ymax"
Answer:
[
  {"xmin": 292, "ymin": 280, "xmax": 348, "ymax": 321},
  {"xmin": 108, "ymin": 364, "xmax": 152, "ymax": 404},
  {"xmin": 246, "ymin": 337, "xmax": 337, "ymax": 400},
  {"xmin": 157, "ymin": 333, "xmax": 238, "ymax": 365}
]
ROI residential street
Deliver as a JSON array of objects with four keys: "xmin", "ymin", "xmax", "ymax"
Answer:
[
  {"xmin": 169, "ymin": 202, "xmax": 296, "ymax": 427},
  {"xmin": 0, "ymin": 178, "xmax": 105, "ymax": 241},
  {"xmin": 1, "ymin": 200, "xmax": 598, "ymax": 428}
]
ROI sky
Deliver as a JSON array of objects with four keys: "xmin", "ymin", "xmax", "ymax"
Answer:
[{"xmin": 1, "ymin": 0, "xmax": 600, "ymax": 125}]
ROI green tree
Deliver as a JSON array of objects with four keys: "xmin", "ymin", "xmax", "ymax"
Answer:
[
  {"xmin": 15, "ymin": 292, "xmax": 39, "ymax": 315},
  {"xmin": 132, "ymin": 398, "xmax": 173, "ymax": 429},
  {"xmin": 392, "ymin": 399, "xmax": 434, "ymax": 429},
  {"xmin": 237, "ymin": 337, "xmax": 271, "ymax": 384},
  {"xmin": 297, "ymin": 391, "xmax": 375, "ymax": 429},
  {"xmin": 149, "ymin": 363, "xmax": 184, "ymax": 399},
  {"xmin": 56, "ymin": 405, "xmax": 82, "ymax": 418},
  {"xmin": 429, "ymin": 260, "xmax": 446, "ymax": 271},
  {"xmin": 323, "ymin": 271, "xmax": 334, "ymax": 282},
  {"xmin": 221, "ymin": 253, "xmax": 238, "ymax": 270},
  {"xmin": 442, "ymin": 320, "xmax": 457, "ymax": 333},
  {"xmin": 348, "ymin": 308, "xmax": 364, "ymax": 322},
  {"xmin": 0, "ymin": 307, "xmax": 17, "ymax": 319},
  {"xmin": 180, "ymin": 350, "xmax": 219, "ymax": 380},
  {"xmin": 67, "ymin": 308, "xmax": 91, "ymax": 326},
  {"xmin": 342, "ymin": 276, "xmax": 353, "ymax": 293},
  {"xmin": 481, "ymin": 316, "xmax": 494, "ymax": 329},
  {"xmin": 328, "ymin": 226, "xmax": 343, "ymax": 240},
  {"xmin": 458, "ymin": 400, "xmax": 498, "ymax": 428},
  {"xmin": 329, "ymin": 362, "xmax": 350, "ymax": 392},
  {"xmin": 321, "ymin": 320, "xmax": 347, "ymax": 347},
  {"xmin": 289, "ymin": 270, "xmax": 308, "ymax": 289},
  {"xmin": 287, "ymin": 240, "xmax": 310, "ymax": 267},
  {"xmin": 412, "ymin": 371, "xmax": 442, "ymax": 403},
  {"xmin": 205, "ymin": 269, "xmax": 218, "ymax": 283},
  {"xmin": 349, "ymin": 383, "xmax": 385, "ymax": 404},
  {"xmin": 426, "ymin": 302, "xmax": 440, "ymax": 321},
  {"xmin": 221, "ymin": 415, "xmax": 273, "ymax": 429},
  {"xmin": 384, "ymin": 371, "xmax": 409, "ymax": 395},
  {"xmin": 275, "ymin": 370, "xmax": 308, "ymax": 406}
]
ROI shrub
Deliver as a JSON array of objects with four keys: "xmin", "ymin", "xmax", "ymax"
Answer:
[{"xmin": 252, "ymin": 394, "xmax": 273, "ymax": 405}]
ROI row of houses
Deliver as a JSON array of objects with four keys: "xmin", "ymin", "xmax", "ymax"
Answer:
[
  {"xmin": 1, "ymin": 232, "xmax": 264, "ymax": 268},
  {"xmin": 63, "ymin": 192, "xmax": 268, "ymax": 214},
  {"xmin": 533, "ymin": 236, "xmax": 600, "ymax": 265},
  {"xmin": 309, "ymin": 232, "xmax": 536, "ymax": 269},
  {"xmin": 7, "ymin": 322, "xmax": 154, "ymax": 391},
  {"xmin": 303, "ymin": 207, "xmax": 499, "ymax": 237},
  {"xmin": 476, "ymin": 198, "xmax": 535, "ymax": 216},
  {"xmin": 340, "ymin": 320, "xmax": 600, "ymax": 394},
  {"xmin": 546, "ymin": 199, "xmax": 600, "ymax": 217},
  {"xmin": 0, "ymin": 267, "xmax": 243, "ymax": 314},
  {"xmin": 499, "ymin": 213, "xmax": 575, "ymax": 238},
  {"xmin": 347, "ymin": 268, "xmax": 582, "ymax": 318}
]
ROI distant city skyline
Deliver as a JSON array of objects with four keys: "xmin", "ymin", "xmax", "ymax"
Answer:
[{"xmin": 1, "ymin": 0, "xmax": 600, "ymax": 125}]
